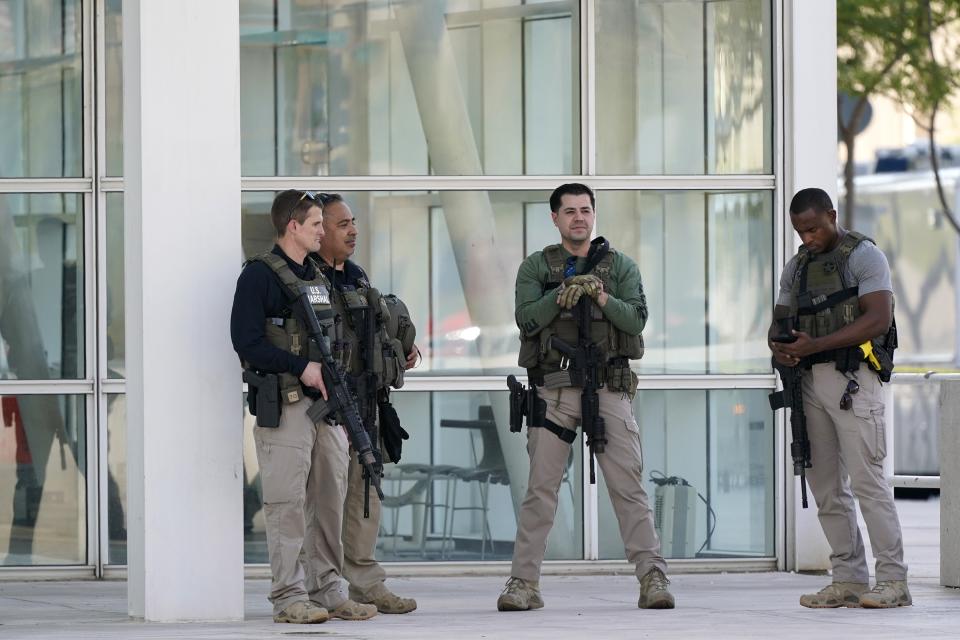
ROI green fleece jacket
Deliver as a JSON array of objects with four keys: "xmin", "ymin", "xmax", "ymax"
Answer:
[{"xmin": 515, "ymin": 245, "xmax": 648, "ymax": 338}]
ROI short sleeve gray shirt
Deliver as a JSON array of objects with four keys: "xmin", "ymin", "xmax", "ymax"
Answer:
[{"xmin": 776, "ymin": 239, "xmax": 892, "ymax": 307}]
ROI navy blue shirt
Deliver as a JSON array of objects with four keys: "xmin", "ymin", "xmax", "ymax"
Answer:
[
  {"xmin": 314, "ymin": 255, "xmax": 367, "ymax": 291},
  {"xmin": 230, "ymin": 245, "xmax": 313, "ymax": 376}
]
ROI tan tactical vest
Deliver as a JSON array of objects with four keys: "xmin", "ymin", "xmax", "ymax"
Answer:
[
  {"xmin": 518, "ymin": 245, "xmax": 644, "ymax": 392},
  {"xmin": 247, "ymin": 252, "xmax": 335, "ymax": 405},
  {"xmin": 327, "ymin": 271, "xmax": 411, "ymax": 391}
]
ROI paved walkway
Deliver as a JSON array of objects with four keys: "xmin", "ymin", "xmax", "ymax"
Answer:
[{"xmin": 0, "ymin": 499, "xmax": 955, "ymax": 639}]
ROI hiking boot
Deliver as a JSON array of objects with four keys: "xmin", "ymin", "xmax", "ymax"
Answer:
[
  {"xmin": 799, "ymin": 582, "xmax": 869, "ymax": 608},
  {"xmin": 859, "ymin": 580, "xmax": 912, "ymax": 608},
  {"xmin": 350, "ymin": 582, "xmax": 417, "ymax": 614},
  {"xmin": 328, "ymin": 599, "xmax": 378, "ymax": 621},
  {"xmin": 638, "ymin": 568, "xmax": 675, "ymax": 609},
  {"xmin": 273, "ymin": 600, "xmax": 329, "ymax": 624},
  {"xmin": 496, "ymin": 577, "xmax": 544, "ymax": 611}
]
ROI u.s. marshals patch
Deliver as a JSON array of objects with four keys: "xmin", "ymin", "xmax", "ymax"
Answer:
[{"xmin": 307, "ymin": 285, "xmax": 330, "ymax": 305}]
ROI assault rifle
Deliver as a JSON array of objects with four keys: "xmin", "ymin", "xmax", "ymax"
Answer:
[
  {"xmin": 549, "ymin": 296, "xmax": 607, "ymax": 484},
  {"xmin": 295, "ymin": 285, "xmax": 384, "ymax": 513},
  {"xmin": 769, "ymin": 355, "xmax": 812, "ymax": 508},
  {"xmin": 348, "ymin": 286, "xmax": 385, "ymax": 517}
]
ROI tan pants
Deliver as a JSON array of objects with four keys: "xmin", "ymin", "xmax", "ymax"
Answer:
[
  {"xmin": 802, "ymin": 363, "xmax": 907, "ymax": 582},
  {"xmin": 254, "ymin": 397, "xmax": 350, "ymax": 615},
  {"xmin": 511, "ymin": 386, "xmax": 667, "ymax": 582},
  {"xmin": 342, "ymin": 445, "xmax": 387, "ymax": 591}
]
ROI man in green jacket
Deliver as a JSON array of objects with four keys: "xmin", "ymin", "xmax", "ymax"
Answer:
[{"xmin": 497, "ymin": 183, "xmax": 674, "ymax": 612}]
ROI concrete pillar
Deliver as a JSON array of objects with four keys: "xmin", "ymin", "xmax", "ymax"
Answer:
[
  {"xmin": 941, "ymin": 380, "xmax": 960, "ymax": 587},
  {"xmin": 785, "ymin": 0, "xmax": 836, "ymax": 572},
  {"xmin": 123, "ymin": 0, "xmax": 243, "ymax": 621}
]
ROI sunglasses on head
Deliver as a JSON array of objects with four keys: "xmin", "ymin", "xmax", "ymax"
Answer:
[
  {"xmin": 286, "ymin": 191, "xmax": 336, "ymax": 224},
  {"xmin": 839, "ymin": 377, "xmax": 860, "ymax": 410}
]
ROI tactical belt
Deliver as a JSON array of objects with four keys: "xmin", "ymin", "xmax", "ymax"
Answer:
[
  {"xmin": 527, "ymin": 357, "xmax": 629, "ymax": 388},
  {"xmin": 533, "ymin": 418, "xmax": 577, "ymax": 444},
  {"xmin": 803, "ymin": 346, "xmax": 862, "ymax": 370}
]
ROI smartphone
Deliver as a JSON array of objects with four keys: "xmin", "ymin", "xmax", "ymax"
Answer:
[{"xmin": 771, "ymin": 334, "xmax": 797, "ymax": 344}]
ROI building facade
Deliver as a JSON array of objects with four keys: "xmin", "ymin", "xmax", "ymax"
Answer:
[{"xmin": 0, "ymin": 0, "xmax": 837, "ymax": 598}]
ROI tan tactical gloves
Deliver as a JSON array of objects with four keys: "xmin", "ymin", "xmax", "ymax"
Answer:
[{"xmin": 556, "ymin": 274, "xmax": 603, "ymax": 309}]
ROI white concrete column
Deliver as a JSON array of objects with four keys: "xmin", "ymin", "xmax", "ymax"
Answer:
[
  {"xmin": 941, "ymin": 380, "xmax": 960, "ymax": 587},
  {"xmin": 123, "ymin": 0, "xmax": 243, "ymax": 621},
  {"xmin": 785, "ymin": 0, "xmax": 836, "ymax": 572}
]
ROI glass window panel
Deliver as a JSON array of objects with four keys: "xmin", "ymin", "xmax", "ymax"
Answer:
[
  {"xmin": 595, "ymin": 0, "xmax": 772, "ymax": 175},
  {"xmin": 240, "ymin": 390, "xmax": 582, "ymax": 563},
  {"xmin": 105, "ymin": 393, "xmax": 127, "ymax": 564},
  {"xmin": 241, "ymin": 190, "xmax": 560, "ymax": 375},
  {"xmin": 0, "ymin": 0, "xmax": 83, "ymax": 178},
  {"xmin": 104, "ymin": 0, "xmax": 123, "ymax": 176},
  {"xmin": 0, "ymin": 393, "xmax": 86, "ymax": 565},
  {"xmin": 0, "ymin": 193, "xmax": 85, "ymax": 380},
  {"xmin": 598, "ymin": 389, "xmax": 775, "ymax": 559},
  {"xmin": 239, "ymin": 1, "xmax": 578, "ymax": 176},
  {"xmin": 105, "ymin": 194, "xmax": 124, "ymax": 378},
  {"xmin": 599, "ymin": 190, "xmax": 773, "ymax": 374},
  {"xmin": 241, "ymin": 190, "xmax": 772, "ymax": 375}
]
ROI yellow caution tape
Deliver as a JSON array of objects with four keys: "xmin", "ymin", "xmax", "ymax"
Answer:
[{"xmin": 859, "ymin": 341, "xmax": 882, "ymax": 372}]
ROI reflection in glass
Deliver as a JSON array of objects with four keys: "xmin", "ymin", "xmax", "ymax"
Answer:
[
  {"xmin": 105, "ymin": 195, "xmax": 124, "ymax": 378},
  {"xmin": 240, "ymin": 390, "xmax": 583, "ymax": 563},
  {"xmin": 105, "ymin": 0, "xmax": 123, "ymax": 176},
  {"xmin": 0, "ymin": 0, "xmax": 83, "ymax": 178},
  {"xmin": 596, "ymin": 0, "xmax": 771, "ymax": 175},
  {"xmin": 599, "ymin": 389, "xmax": 774, "ymax": 559},
  {"xmin": 105, "ymin": 394, "xmax": 128, "ymax": 564},
  {"xmin": 239, "ymin": 0, "xmax": 578, "ymax": 176},
  {"xmin": 600, "ymin": 191, "xmax": 773, "ymax": 374},
  {"xmin": 241, "ymin": 190, "xmax": 772, "ymax": 375},
  {"xmin": 0, "ymin": 194, "xmax": 85, "ymax": 380},
  {"xmin": 0, "ymin": 394, "xmax": 86, "ymax": 565},
  {"xmin": 242, "ymin": 191, "xmax": 552, "ymax": 375}
]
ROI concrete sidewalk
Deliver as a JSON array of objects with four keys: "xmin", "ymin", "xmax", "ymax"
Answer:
[
  {"xmin": 1, "ymin": 573, "xmax": 957, "ymax": 640},
  {"xmin": 0, "ymin": 498, "xmax": 955, "ymax": 639}
]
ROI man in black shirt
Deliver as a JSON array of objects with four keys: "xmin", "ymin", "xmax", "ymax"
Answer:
[
  {"xmin": 313, "ymin": 194, "xmax": 418, "ymax": 614},
  {"xmin": 230, "ymin": 190, "xmax": 376, "ymax": 624}
]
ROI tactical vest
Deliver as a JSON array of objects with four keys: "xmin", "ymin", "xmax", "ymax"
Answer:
[
  {"xmin": 246, "ymin": 252, "xmax": 335, "ymax": 405},
  {"xmin": 518, "ymin": 244, "xmax": 644, "ymax": 393},
  {"xmin": 789, "ymin": 231, "xmax": 896, "ymax": 377},
  {"xmin": 326, "ymin": 266, "xmax": 413, "ymax": 392}
]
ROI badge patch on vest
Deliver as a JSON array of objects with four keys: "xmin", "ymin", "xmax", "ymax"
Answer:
[{"xmin": 307, "ymin": 285, "xmax": 330, "ymax": 305}]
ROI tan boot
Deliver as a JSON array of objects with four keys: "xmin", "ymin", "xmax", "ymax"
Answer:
[
  {"xmin": 799, "ymin": 582, "xmax": 869, "ymax": 608},
  {"xmin": 349, "ymin": 582, "xmax": 417, "ymax": 614},
  {"xmin": 859, "ymin": 580, "xmax": 912, "ymax": 608},
  {"xmin": 496, "ymin": 577, "xmax": 544, "ymax": 611},
  {"xmin": 638, "ymin": 568, "xmax": 675, "ymax": 609},
  {"xmin": 273, "ymin": 600, "xmax": 329, "ymax": 624},
  {"xmin": 328, "ymin": 598, "xmax": 378, "ymax": 621}
]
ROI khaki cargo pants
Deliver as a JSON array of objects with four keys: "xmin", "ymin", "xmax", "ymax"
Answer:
[
  {"xmin": 802, "ymin": 363, "xmax": 907, "ymax": 582},
  {"xmin": 511, "ymin": 386, "xmax": 667, "ymax": 582},
  {"xmin": 254, "ymin": 397, "xmax": 350, "ymax": 615},
  {"xmin": 342, "ymin": 444, "xmax": 387, "ymax": 591}
]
